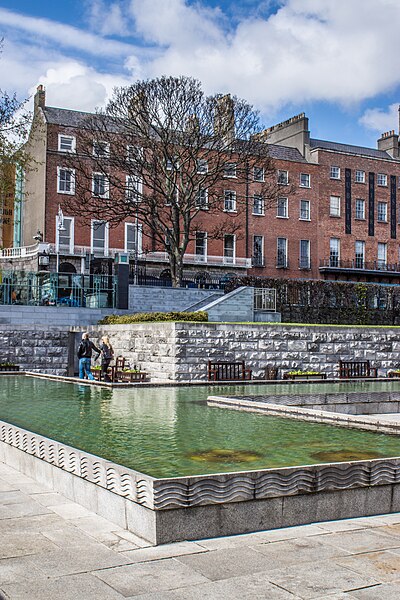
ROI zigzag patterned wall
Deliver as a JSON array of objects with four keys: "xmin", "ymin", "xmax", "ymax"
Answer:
[{"xmin": 1, "ymin": 419, "xmax": 399, "ymax": 511}]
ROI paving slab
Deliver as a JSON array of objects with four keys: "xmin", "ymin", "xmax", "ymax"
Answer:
[
  {"xmin": 335, "ymin": 550, "xmax": 400, "ymax": 584},
  {"xmin": 251, "ymin": 536, "xmax": 351, "ymax": 569},
  {"xmin": 322, "ymin": 528, "xmax": 400, "ymax": 554},
  {"xmin": 349, "ymin": 582, "xmax": 400, "ymax": 598}
]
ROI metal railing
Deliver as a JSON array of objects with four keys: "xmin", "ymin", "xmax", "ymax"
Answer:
[
  {"xmin": 254, "ymin": 288, "xmax": 276, "ymax": 311},
  {"xmin": 320, "ymin": 258, "xmax": 400, "ymax": 273}
]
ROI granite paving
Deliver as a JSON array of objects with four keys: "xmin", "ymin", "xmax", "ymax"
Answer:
[{"xmin": 1, "ymin": 461, "xmax": 400, "ymax": 599}]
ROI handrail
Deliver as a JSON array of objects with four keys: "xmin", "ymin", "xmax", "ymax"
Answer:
[{"xmin": 0, "ymin": 243, "xmax": 40, "ymax": 260}]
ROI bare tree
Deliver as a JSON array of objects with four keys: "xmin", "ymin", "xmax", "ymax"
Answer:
[{"xmin": 65, "ymin": 76, "xmax": 282, "ymax": 286}]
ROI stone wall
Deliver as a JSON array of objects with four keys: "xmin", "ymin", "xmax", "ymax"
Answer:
[
  {"xmin": 128, "ymin": 285, "xmax": 222, "ymax": 312},
  {"xmin": 0, "ymin": 305, "xmax": 129, "ymax": 326},
  {"xmin": 0, "ymin": 325, "xmax": 69, "ymax": 374}
]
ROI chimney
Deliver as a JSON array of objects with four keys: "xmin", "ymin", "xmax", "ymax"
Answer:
[
  {"xmin": 214, "ymin": 94, "xmax": 235, "ymax": 144},
  {"xmin": 377, "ymin": 129, "xmax": 399, "ymax": 158},
  {"xmin": 34, "ymin": 84, "xmax": 46, "ymax": 113}
]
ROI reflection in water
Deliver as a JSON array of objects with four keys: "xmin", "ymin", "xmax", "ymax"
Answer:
[{"xmin": 1, "ymin": 377, "xmax": 400, "ymax": 478}]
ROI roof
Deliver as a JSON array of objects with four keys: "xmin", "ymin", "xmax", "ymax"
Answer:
[
  {"xmin": 310, "ymin": 138, "xmax": 395, "ymax": 160},
  {"xmin": 267, "ymin": 144, "xmax": 307, "ymax": 163}
]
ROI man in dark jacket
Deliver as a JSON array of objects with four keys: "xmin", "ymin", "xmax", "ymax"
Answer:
[{"xmin": 77, "ymin": 332, "xmax": 100, "ymax": 380}]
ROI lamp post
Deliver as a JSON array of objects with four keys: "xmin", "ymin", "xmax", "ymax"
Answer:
[
  {"xmin": 56, "ymin": 205, "xmax": 66, "ymax": 273},
  {"xmin": 134, "ymin": 203, "xmax": 140, "ymax": 285}
]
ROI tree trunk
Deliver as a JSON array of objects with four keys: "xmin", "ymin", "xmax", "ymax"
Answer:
[{"xmin": 169, "ymin": 251, "xmax": 184, "ymax": 287}]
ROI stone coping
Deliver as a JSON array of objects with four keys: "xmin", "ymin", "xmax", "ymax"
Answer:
[{"xmin": 208, "ymin": 395, "xmax": 400, "ymax": 435}]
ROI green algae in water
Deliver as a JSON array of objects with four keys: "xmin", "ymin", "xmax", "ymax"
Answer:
[{"xmin": 2, "ymin": 376, "xmax": 400, "ymax": 478}]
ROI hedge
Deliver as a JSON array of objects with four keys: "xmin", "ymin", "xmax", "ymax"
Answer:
[{"xmin": 98, "ymin": 311, "xmax": 208, "ymax": 325}]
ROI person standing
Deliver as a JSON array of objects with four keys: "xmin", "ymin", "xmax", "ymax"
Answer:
[
  {"xmin": 100, "ymin": 335, "xmax": 114, "ymax": 382},
  {"xmin": 77, "ymin": 332, "xmax": 100, "ymax": 380}
]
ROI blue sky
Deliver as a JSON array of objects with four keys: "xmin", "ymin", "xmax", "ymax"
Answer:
[{"xmin": 1, "ymin": 0, "xmax": 400, "ymax": 148}]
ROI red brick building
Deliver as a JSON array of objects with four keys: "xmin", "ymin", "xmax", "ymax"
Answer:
[{"xmin": 19, "ymin": 86, "xmax": 400, "ymax": 285}]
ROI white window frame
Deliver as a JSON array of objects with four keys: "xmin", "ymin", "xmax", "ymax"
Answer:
[
  {"xmin": 277, "ymin": 170, "xmax": 288, "ymax": 185},
  {"xmin": 299, "ymin": 239, "xmax": 310, "ymax": 269},
  {"xmin": 378, "ymin": 242, "xmax": 387, "ymax": 268},
  {"xmin": 355, "ymin": 170, "xmax": 365, "ymax": 183},
  {"xmin": 223, "ymin": 234, "xmax": 236, "ymax": 264},
  {"xmin": 57, "ymin": 167, "xmax": 75, "ymax": 195},
  {"xmin": 91, "ymin": 220, "xmax": 109, "ymax": 256},
  {"xmin": 300, "ymin": 173, "xmax": 310, "ymax": 188},
  {"xmin": 253, "ymin": 235, "xmax": 264, "ymax": 267},
  {"xmin": 125, "ymin": 175, "xmax": 142, "ymax": 203},
  {"xmin": 55, "ymin": 215, "xmax": 74, "ymax": 253},
  {"xmin": 195, "ymin": 232, "xmax": 207, "ymax": 261},
  {"xmin": 277, "ymin": 197, "xmax": 288, "ymax": 218},
  {"xmin": 253, "ymin": 166, "xmax": 264, "ymax": 182},
  {"xmin": 377, "ymin": 173, "xmax": 388, "ymax": 187},
  {"xmin": 93, "ymin": 140, "xmax": 110, "ymax": 157},
  {"xmin": 224, "ymin": 190, "xmax": 236, "ymax": 212},
  {"xmin": 377, "ymin": 201, "xmax": 388, "ymax": 223},
  {"xmin": 124, "ymin": 222, "xmax": 142, "ymax": 254},
  {"xmin": 330, "ymin": 238, "xmax": 340, "ymax": 267},
  {"xmin": 355, "ymin": 240, "xmax": 365, "ymax": 269},
  {"xmin": 330, "ymin": 195, "xmax": 341, "ymax": 217},
  {"xmin": 58, "ymin": 134, "xmax": 76, "ymax": 153},
  {"xmin": 300, "ymin": 199, "xmax": 310, "ymax": 220},
  {"xmin": 92, "ymin": 172, "xmax": 109, "ymax": 198},
  {"xmin": 330, "ymin": 166, "xmax": 340, "ymax": 179},
  {"xmin": 224, "ymin": 162, "xmax": 237, "ymax": 178},
  {"xmin": 276, "ymin": 237, "xmax": 288, "ymax": 268},
  {"xmin": 253, "ymin": 194, "xmax": 264, "ymax": 216},
  {"xmin": 355, "ymin": 198, "xmax": 365, "ymax": 220},
  {"xmin": 196, "ymin": 188, "xmax": 208, "ymax": 209},
  {"xmin": 197, "ymin": 159, "xmax": 208, "ymax": 174}
]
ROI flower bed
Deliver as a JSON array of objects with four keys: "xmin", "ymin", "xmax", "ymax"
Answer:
[
  {"xmin": 283, "ymin": 370, "xmax": 327, "ymax": 380},
  {"xmin": 0, "ymin": 363, "xmax": 19, "ymax": 372}
]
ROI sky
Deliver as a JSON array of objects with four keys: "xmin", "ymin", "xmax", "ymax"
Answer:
[{"xmin": 1, "ymin": 0, "xmax": 400, "ymax": 148}]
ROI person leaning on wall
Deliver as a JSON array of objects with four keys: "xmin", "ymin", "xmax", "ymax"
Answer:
[
  {"xmin": 77, "ymin": 332, "xmax": 100, "ymax": 380},
  {"xmin": 100, "ymin": 335, "xmax": 114, "ymax": 382}
]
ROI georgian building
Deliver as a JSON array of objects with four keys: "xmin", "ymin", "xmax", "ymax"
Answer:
[{"xmin": 12, "ymin": 86, "xmax": 400, "ymax": 285}]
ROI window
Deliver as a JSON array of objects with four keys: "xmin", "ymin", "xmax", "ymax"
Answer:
[
  {"xmin": 377, "ymin": 173, "xmax": 388, "ymax": 186},
  {"xmin": 330, "ymin": 238, "xmax": 340, "ymax": 267},
  {"xmin": 277, "ymin": 197, "xmax": 288, "ymax": 218},
  {"xmin": 58, "ymin": 134, "xmax": 75, "ymax": 153},
  {"xmin": 377, "ymin": 202, "xmax": 388, "ymax": 222},
  {"xmin": 299, "ymin": 239, "xmax": 310, "ymax": 269},
  {"xmin": 276, "ymin": 237, "xmax": 287, "ymax": 268},
  {"xmin": 253, "ymin": 235, "xmax": 264, "ymax": 267},
  {"xmin": 300, "ymin": 173, "xmax": 310, "ymax": 188},
  {"xmin": 196, "ymin": 188, "xmax": 208, "ymax": 209},
  {"xmin": 127, "ymin": 145, "xmax": 142, "ymax": 162},
  {"xmin": 223, "ymin": 234, "xmax": 235, "ymax": 263},
  {"xmin": 378, "ymin": 242, "xmax": 387, "ymax": 269},
  {"xmin": 195, "ymin": 232, "xmax": 207, "ymax": 261},
  {"xmin": 125, "ymin": 222, "xmax": 142, "ymax": 254},
  {"xmin": 57, "ymin": 167, "xmax": 75, "ymax": 194},
  {"xmin": 126, "ymin": 176, "xmax": 142, "ymax": 203},
  {"xmin": 197, "ymin": 159, "xmax": 208, "ymax": 174},
  {"xmin": 355, "ymin": 170, "xmax": 365, "ymax": 183},
  {"xmin": 355, "ymin": 240, "xmax": 365, "ymax": 269},
  {"xmin": 330, "ymin": 166, "xmax": 340, "ymax": 179},
  {"xmin": 93, "ymin": 140, "xmax": 110, "ymax": 157},
  {"xmin": 224, "ymin": 190, "xmax": 236, "ymax": 212},
  {"xmin": 300, "ymin": 199, "xmax": 310, "ymax": 220},
  {"xmin": 56, "ymin": 216, "xmax": 74, "ymax": 252},
  {"xmin": 166, "ymin": 156, "xmax": 179, "ymax": 171},
  {"xmin": 253, "ymin": 194, "xmax": 264, "ymax": 215},
  {"xmin": 355, "ymin": 198, "xmax": 365, "ymax": 220},
  {"xmin": 91, "ymin": 220, "xmax": 108, "ymax": 256},
  {"xmin": 92, "ymin": 173, "xmax": 109, "ymax": 198},
  {"xmin": 330, "ymin": 195, "xmax": 341, "ymax": 217},
  {"xmin": 224, "ymin": 163, "xmax": 236, "ymax": 177},
  {"xmin": 277, "ymin": 170, "xmax": 288, "ymax": 185},
  {"xmin": 253, "ymin": 166, "xmax": 264, "ymax": 182}
]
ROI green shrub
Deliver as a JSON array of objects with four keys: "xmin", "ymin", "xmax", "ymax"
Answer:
[{"xmin": 98, "ymin": 311, "xmax": 208, "ymax": 325}]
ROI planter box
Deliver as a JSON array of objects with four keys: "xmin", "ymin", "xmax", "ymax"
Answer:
[
  {"xmin": 0, "ymin": 365, "xmax": 19, "ymax": 372},
  {"xmin": 283, "ymin": 373, "xmax": 327, "ymax": 380}
]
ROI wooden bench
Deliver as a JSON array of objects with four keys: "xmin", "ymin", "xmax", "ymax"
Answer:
[
  {"xmin": 338, "ymin": 360, "xmax": 377, "ymax": 379},
  {"xmin": 208, "ymin": 360, "xmax": 252, "ymax": 381}
]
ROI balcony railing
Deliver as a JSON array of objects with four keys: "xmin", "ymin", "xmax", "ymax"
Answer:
[
  {"xmin": 0, "ymin": 242, "xmax": 40, "ymax": 260},
  {"xmin": 320, "ymin": 258, "xmax": 400, "ymax": 273}
]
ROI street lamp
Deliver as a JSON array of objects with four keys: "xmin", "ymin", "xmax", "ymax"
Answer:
[{"xmin": 56, "ymin": 205, "xmax": 66, "ymax": 273}]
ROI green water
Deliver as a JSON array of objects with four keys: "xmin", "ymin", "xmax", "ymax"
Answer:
[{"xmin": 2, "ymin": 376, "xmax": 400, "ymax": 478}]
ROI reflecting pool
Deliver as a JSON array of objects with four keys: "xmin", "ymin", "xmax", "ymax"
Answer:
[{"xmin": 2, "ymin": 376, "xmax": 400, "ymax": 478}]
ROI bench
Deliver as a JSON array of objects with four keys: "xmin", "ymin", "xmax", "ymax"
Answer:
[
  {"xmin": 208, "ymin": 360, "xmax": 252, "ymax": 381},
  {"xmin": 338, "ymin": 360, "xmax": 377, "ymax": 379}
]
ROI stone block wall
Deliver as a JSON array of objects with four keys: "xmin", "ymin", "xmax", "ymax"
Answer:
[
  {"xmin": 0, "ymin": 325, "xmax": 69, "ymax": 374},
  {"xmin": 129, "ymin": 285, "xmax": 222, "ymax": 312}
]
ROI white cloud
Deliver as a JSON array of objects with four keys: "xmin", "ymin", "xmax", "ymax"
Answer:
[
  {"xmin": 359, "ymin": 104, "xmax": 399, "ymax": 134},
  {"xmin": 87, "ymin": 0, "xmax": 131, "ymax": 37}
]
